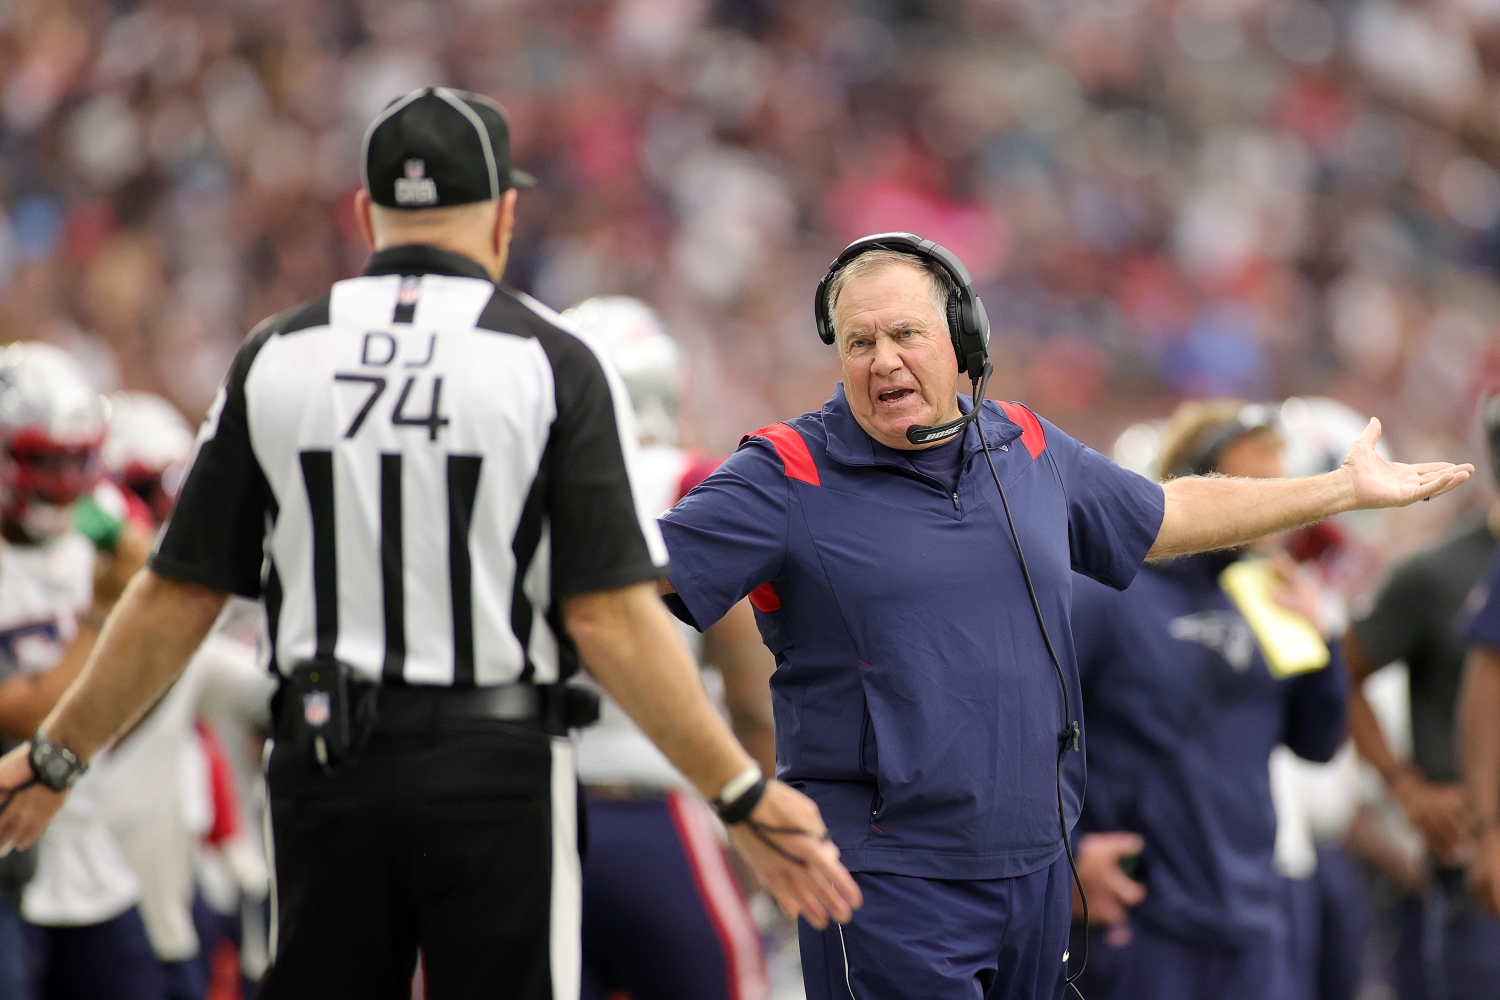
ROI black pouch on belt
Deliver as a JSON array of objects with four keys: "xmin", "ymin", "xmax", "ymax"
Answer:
[
  {"xmin": 285, "ymin": 658, "xmax": 379, "ymax": 776},
  {"xmin": 542, "ymin": 684, "xmax": 602, "ymax": 733}
]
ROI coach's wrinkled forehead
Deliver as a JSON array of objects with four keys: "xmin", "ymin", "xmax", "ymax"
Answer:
[{"xmin": 823, "ymin": 249, "xmax": 955, "ymax": 341}]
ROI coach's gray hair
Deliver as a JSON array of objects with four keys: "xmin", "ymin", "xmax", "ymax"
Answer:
[{"xmin": 824, "ymin": 248, "xmax": 958, "ymax": 342}]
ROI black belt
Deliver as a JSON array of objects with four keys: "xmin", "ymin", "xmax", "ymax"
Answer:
[
  {"xmin": 274, "ymin": 677, "xmax": 600, "ymax": 734},
  {"xmin": 412, "ymin": 682, "xmax": 600, "ymax": 729},
  {"xmin": 432, "ymin": 683, "xmax": 541, "ymax": 721}
]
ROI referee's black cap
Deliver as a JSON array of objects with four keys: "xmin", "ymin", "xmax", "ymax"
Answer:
[{"xmin": 361, "ymin": 87, "xmax": 536, "ymax": 209}]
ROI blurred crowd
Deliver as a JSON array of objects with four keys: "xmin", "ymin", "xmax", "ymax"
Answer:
[{"xmin": 2, "ymin": 0, "xmax": 1500, "ymax": 476}]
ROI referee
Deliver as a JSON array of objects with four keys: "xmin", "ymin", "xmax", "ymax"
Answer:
[{"xmin": 0, "ymin": 88, "xmax": 859, "ymax": 999}]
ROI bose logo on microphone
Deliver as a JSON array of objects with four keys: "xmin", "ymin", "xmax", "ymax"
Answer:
[{"xmin": 907, "ymin": 420, "xmax": 968, "ymax": 445}]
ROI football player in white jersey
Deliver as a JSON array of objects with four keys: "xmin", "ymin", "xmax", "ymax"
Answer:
[
  {"xmin": 98, "ymin": 391, "xmax": 275, "ymax": 1000},
  {"xmin": 563, "ymin": 297, "xmax": 776, "ymax": 1000},
  {"xmin": 0, "ymin": 344, "xmax": 166, "ymax": 1000}
]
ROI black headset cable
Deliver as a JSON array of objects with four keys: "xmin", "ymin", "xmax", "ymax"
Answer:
[{"xmin": 970, "ymin": 367, "xmax": 1090, "ymax": 999}]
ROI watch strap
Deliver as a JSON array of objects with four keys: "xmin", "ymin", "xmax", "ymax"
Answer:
[{"xmin": 712, "ymin": 764, "xmax": 768, "ymax": 825}]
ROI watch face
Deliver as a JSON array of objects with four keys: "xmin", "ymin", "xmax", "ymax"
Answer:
[
  {"xmin": 31, "ymin": 740, "xmax": 80, "ymax": 791},
  {"xmin": 41, "ymin": 754, "xmax": 69, "ymax": 786}
]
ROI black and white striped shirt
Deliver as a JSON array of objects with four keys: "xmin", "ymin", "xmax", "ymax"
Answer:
[{"xmin": 151, "ymin": 244, "xmax": 669, "ymax": 687}]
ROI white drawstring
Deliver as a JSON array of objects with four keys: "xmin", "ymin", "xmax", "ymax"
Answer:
[{"xmin": 837, "ymin": 923, "xmax": 858, "ymax": 1000}]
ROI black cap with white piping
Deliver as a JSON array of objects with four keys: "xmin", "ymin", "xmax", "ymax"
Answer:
[{"xmin": 360, "ymin": 87, "xmax": 536, "ymax": 209}]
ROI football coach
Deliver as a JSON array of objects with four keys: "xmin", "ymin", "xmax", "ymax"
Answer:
[{"xmin": 655, "ymin": 232, "xmax": 1472, "ymax": 1000}]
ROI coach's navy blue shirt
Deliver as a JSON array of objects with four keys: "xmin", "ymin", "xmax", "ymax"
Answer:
[
  {"xmin": 1072, "ymin": 554, "xmax": 1348, "ymax": 947},
  {"xmin": 658, "ymin": 384, "xmax": 1164, "ymax": 880}
]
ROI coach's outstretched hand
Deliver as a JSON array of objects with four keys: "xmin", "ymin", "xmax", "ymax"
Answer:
[
  {"xmin": 1150, "ymin": 418, "xmax": 1475, "ymax": 559},
  {"xmin": 728, "ymin": 780, "xmax": 863, "ymax": 928},
  {"xmin": 0, "ymin": 741, "xmax": 65, "ymax": 854},
  {"xmin": 1342, "ymin": 418, "xmax": 1472, "ymax": 508}
]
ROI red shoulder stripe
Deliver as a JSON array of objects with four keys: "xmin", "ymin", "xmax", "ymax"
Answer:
[
  {"xmin": 748, "ymin": 582, "xmax": 782, "ymax": 612},
  {"xmin": 997, "ymin": 402, "xmax": 1047, "ymax": 459},
  {"xmin": 741, "ymin": 423, "xmax": 820, "ymax": 486}
]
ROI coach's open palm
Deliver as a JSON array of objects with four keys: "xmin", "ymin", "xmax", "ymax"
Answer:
[
  {"xmin": 728, "ymin": 780, "xmax": 863, "ymax": 928},
  {"xmin": 1343, "ymin": 419, "xmax": 1473, "ymax": 508}
]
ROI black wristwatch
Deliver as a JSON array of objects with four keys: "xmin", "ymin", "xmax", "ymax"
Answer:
[{"xmin": 29, "ymin": 732, "xmax": 87, "ymax": 792}]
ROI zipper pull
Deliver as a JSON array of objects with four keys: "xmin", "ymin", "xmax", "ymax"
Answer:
[{"xmin": 952, "ymin": 493, "xmax": 961, "ymax": 510}]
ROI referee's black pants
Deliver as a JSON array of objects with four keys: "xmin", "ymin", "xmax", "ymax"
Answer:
[{"xmin": 260, "ymin": 687, "xmax": 580, "ymax": 1000}]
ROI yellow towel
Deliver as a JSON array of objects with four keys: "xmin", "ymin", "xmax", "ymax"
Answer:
[{"xmin": 1219, "ymin": 558, "xmax": 1330, "ymax": 678}]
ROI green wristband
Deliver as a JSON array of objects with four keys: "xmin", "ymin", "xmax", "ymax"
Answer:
[{"xmin": 73, "ymin": 493, "xmax": 124, "ymax": 554}]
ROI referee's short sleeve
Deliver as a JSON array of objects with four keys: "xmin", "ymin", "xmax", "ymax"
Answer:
[
  {"xmin": 540, "ymin": 328, "xmax": 670, "ymax": 597},
  {"xmin": 150, "ymin": 326, "xmax": 276, "ymax": 599}
]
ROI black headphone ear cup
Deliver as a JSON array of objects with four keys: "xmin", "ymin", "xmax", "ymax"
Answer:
[
  {"xmin": 947, "ymin": 294, "xmax": 963, "ymax": 368},
  {"xmin": 815, "ymin": 274, "xmax": 836, "ymax": 345}
]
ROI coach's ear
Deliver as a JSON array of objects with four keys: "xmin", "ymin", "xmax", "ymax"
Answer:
[{"xmin": 354, "ymin": 189, "xmax": 376, "ymax": 253}]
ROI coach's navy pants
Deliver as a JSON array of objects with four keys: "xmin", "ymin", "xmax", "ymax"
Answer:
[{"xmin": 800, "ymin": 855, "xmax": 1073, "ymax": 1000}]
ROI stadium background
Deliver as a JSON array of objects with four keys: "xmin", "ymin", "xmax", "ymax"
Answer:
[
  {"xmin": 0, "ymin": 0, "xmax": 1496, "ymax": 995},
  {"xmin": 5, "ymin": 0, "xmax": 1499, "ymax": 494}
]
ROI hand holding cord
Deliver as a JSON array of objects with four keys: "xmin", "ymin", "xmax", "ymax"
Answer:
[{"xmin": 713, "ymin": 763, "xmax": 834, "ymax": 865}]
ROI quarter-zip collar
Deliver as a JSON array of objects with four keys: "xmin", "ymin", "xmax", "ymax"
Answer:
[
  {"xmin": 361, "ymin": 244, "xmax": 494, "ymax": 282},
  {"xmin": 820, "ymin": 381, "xmax": 1024, "ymax": 471}
]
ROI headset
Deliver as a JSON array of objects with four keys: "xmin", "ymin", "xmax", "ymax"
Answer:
[
  {"xmin": 816, "ymin": 232, "xmax": 993, "ymax": 447},
  {"xmin": 816, "ymin": 234, "xmax": 1090, "ymax": 998}
]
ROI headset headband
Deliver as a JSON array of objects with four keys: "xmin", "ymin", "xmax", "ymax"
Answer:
[{"xmin": 813, "ymin": 232, "xmax": 991, "ymax": 380}]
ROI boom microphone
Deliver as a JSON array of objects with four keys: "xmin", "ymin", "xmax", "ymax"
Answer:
[{"xmin": 905, "ymin": 363, "xmax": 993, "ymax": 446}]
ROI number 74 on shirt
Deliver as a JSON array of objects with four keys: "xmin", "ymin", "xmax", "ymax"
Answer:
[{"xmin": 333, "ymin": 330, "xmax": 450, "ymax": 442}]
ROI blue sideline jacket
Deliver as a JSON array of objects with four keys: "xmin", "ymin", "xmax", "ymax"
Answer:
[
  {"xmin": 1072, "ymin": 553, "xmax": 1349, "ymax": 947},
  {"xmin": 658, "ymin": 384, "xmax": 1164, "ymax": 880}
]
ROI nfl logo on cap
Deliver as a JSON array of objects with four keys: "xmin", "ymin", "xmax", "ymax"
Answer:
[{"xmin": 394, "ymin": 158, "xmax": 438, "ymax": 206}]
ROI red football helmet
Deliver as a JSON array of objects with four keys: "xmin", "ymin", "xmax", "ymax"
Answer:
[
  {"xmin": 0, "ymin": 343, "xmax": 107, "ymax": 542},
  {"xmin": 102, "ymin": 391, "xmax": 194, "ymax": 526}
]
